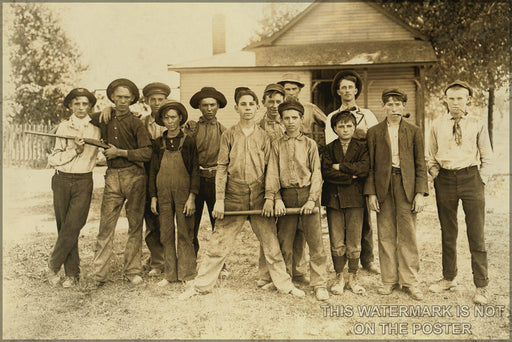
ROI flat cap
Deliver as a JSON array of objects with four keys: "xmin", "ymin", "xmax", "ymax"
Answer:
[
  {"xmin": 444, "ymin": 80, "xmax": 473, "ymax": 97},
  {"xmin": 263, "ymin": 83, "xmax": 285, "ymax": 97},
  {"xmin": 382, "ymin": 88, "xmax": 408, "ymax": 103},
  {"xmin": 331, "ymin": 110, "xmax": 356, "ymax": 129},
  {"xmin": 143, "ymin": 82, "xmax": 171, "ymax": 98},
  {"xmin": 234, "ymin": 87, "xmax": 258, "ymax": 104},
  {"xmin": 156, "ymin": 100, "xmax": 188, "ymax": 126},
  {"xmin": 63, "ymin": 88, "xmax": 97, "ymax": 109},
  {"xmin": 190, "ymin": 87, "xmax": 227, "ymax": 109},
  {"xmin": 277, "ymin": 73, "xmax": 305, "ymax": 88},
  {"xmin": 331, "ymin": 70, "xmax": 363, "ymax": 98},
  {"xmin": 278, "ymin": 99, "xmax": 304, "ymax": 117},
  {"xmin": 106, "ymin": 78, "xmax": 139, "ymax": 105}
]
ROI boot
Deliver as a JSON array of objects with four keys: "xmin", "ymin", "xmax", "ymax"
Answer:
[
  {"xmin": 347, "ymin": 272, "xmax": 365, "ymax": 295},
  {"xmin": 330, "ymin": 273, "xmax": 345, "ymax": 295}
]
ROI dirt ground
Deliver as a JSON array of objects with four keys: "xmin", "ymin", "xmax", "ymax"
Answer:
[{"xmin": 2, "ymin": 164, "xmax": 510, "ymax": 340}]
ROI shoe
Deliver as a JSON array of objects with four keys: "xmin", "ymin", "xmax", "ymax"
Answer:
[
  {"xmin": 473, "ymin": 287, "xmax": 489, "ymax": 305},
  {"xmin": 347, "ymin": 273, "xmax": 366, "ymax": 295},
  {"xmin": 428, "ymin": 278, "xmax": 457, "ymax": 293},
  {"xmin": 293, "ymin": 274, "xmax": 310, "ymax": 284},
  {"xmin": 219, "ymin": 265, "xmax": 230, "ymax": 279},
  {"xmin": 378, "ymin": 284, "xmax": 398, "ymax": 295},
  {"xmin": 178, "ymin": 286, "xmax": 199, "ymax": 300},
  {"xmin": 256, "ymin": 279, "xmax": 272, "ymax": 287},
  {"xmin": 289, "ymin": 287, "xmax": 305, "ymax": 298},
  {"xmin": 157, "ymin": 279, "xmax": 171, "ymax": 287},
  {"xmin": 126, "ymin": 275, "xmax": 143, "ymax": 285},
  {"xmin": 261, "ymin": 282, "xmax": 277, "ymax": 291},
  {"xmin": 330, "ymin": 273, "xmax": 345, "ymax": 295},
  {"xmin": 404, "ymin": 286, "xmax": 423, "ymax": 301},
  {"xmin": 148, "ymin": 269, "xmax": 162, "ymax": 277},
  {"xmin": 62, "ymin": 276, "xmax": 77, "ymax": 288},
  {"xmin": 363, "ymin": 262, "xmax": 380, "ymax": 275},
  {"xmin": 47, "ymin": 268, "xmax": 61, "ymax": 286},
  {"xmin": 315, "ymin": 287, "xmax": 330, "ymax": 301}
]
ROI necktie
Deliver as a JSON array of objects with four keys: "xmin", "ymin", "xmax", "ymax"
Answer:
[
  {"xmin": 452, "ymin": 117, "xmax": 462, "ymax": 145},
  {"xmin": 342, "ymin": 142, "xmax": 349, "ymax": 154}
]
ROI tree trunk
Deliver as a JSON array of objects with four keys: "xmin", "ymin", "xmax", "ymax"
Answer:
[{"xmin": 488, "ymin": 88, "xmax": 494, "ymax": 149}]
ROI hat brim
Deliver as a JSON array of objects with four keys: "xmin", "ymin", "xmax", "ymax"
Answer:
[
  {"xmin": 331, "ymin": 70, "xmax": 363, "ymax": 99},
  {"xmin": 63, "ymin": 91, "xmax": 97, "ymax": 109},
  {"xmin": 106, "ymin": 79, "xmax": 140, "ymax": 105},
  {"xmin": 190, "ymin": 90, "xmax": 227, "ymax": 109},
  {"xmin": 277, "ymin": 80, "xmax": 305, "ymax": 88},
  {"xmin": 156, "ymin": 102, "xmax": 188, "ymax": 126}
]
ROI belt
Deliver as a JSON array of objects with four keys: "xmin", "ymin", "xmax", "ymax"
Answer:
[
  {"xmin": 199, "ymin": 165, "xmax": 217, "ymax": 172},
  {"xmin": 55, "ymin": 170, "xmax": 92, "ymax": 178},
  {"xmin": 440, "ymin": 165, "xmax": 477, "ymax": 175},
  {"xmin": 391, "ymin": 167, "xmax": 401, "ymax": 175}
]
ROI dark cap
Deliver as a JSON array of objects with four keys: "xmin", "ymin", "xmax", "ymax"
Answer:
[
  {"xmin": 234, "ymin": 87, "xmax": 258, "ymax": 105},
  {"xmin": 444, "ymin": 80, "xmax": 473, "ymax": 97},
  {"xmin": 278, "ymin": 99, "xmax": 304, "ymax": 117},
  {"xmin": 63, "ymin": 88, "xmax": 97, "ymax": 109},
  {"xmin": 263, "ymin": 83, "xmax": 285, "ymax": 98},
  {"xmin": 331, "ymin": 110, "xmax": 356, "ymax": 129},
  {"xmin": 156, "ymin": 100, "xmax": 188, "ymax": 126},
  {"xmin": 277, "ymin": 73, "xmax": 305, "ymax": 88},
  {"xmin": 190, "ymin": 87, "xmax": 227, "ymax": 109},
  {"xmin": 142, "ymin": 82, "xmax": 171, "ymax": 98},
  {"xmin": 106, "ymin": 78, "xmax": 139, "ymax": 105},
  {"xmin": 382, "ymin": 88, "xmax": 408, "ymax": 103},
  {"xmin": 331, "ymin": 70, "xmax": 363, "ymax": 98}
]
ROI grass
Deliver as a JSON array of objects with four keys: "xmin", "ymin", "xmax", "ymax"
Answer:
[{"xmin": 2, "ymin": 171, "xmax": 510, "ymax": 340}]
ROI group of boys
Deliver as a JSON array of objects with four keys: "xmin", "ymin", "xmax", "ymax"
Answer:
[{"xmin": 46, "ymin": 70, "xmax": 492, "ymax": 305}]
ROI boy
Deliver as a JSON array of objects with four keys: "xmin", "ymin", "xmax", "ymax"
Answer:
[
  {"xmin": 148, "ymin": 100, "xmax": 199, "ymax": 286},
  {"xmin": 321, "ymin": 110, "xmax": 369, "ymax": 295},
  {"xmin": 365, "ymin": 89, "xmax": 428, "ymax": 301},
  {"xmin": 179, "ymin": 87, "xmax": 304, "ymax": 299},
  {"xmin": 266, "ymin": 99, "xmax": 330, "ymax": 301}
]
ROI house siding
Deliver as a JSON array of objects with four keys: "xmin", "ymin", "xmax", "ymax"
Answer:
[{"xmin": 274, "ymin": 2, "xmax": 416, "ymax": 46}]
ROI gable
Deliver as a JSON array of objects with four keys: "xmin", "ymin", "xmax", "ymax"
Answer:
[{"xmin": 273, "ymin": 2, "xmax": 417, "ymax": 46}]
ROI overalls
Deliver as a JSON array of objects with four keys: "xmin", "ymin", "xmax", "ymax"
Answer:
[{"xmin": 157, "ymin": 137, "xmax": 197, "ymax": 282}]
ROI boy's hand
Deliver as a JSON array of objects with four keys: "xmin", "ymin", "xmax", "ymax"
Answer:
[
  {"xmin": 262, "ymin": 199, "xmax": 274, "ymax": 217},
  {"xmin": 368, "ymin": 195, "xmax": 380, "ymax": 213},
  {"xmin": 332, "ymin": 163, "xmax": 340, "ymax": 171},
  {"xmin": 103, "ymin": 144, "xmax": 125, "ymax": 160},
  {"xmin": 212, "ymin": 200, "xmax": 224, "ymax": 219},
  {"xmin": 183, "ymin": 194, "xmax": 196, "ymax": 216},
  {"xmin": 411, "ymin": 193, "xmax": 425, "ymax": 213},
  {"xmin": 99, "ymin": 106, "xmax": 114, "ymax": 124},
  {"xmin": 300, "ymin": 200, "xmax": 316, "ymax": 215},
  {"xmin": 150, "ymin": 197, "xmax": 159, "ymax": 215},
  {"xmin": 274, "ymin": 199, "xmax": 286, "ymax": 217},
  {"xmin": 74, "ymin": 137, "xmax": 85, "ymax": 154}
]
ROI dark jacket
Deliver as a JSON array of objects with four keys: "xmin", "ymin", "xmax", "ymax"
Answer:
[
  {"xmin": 364, "ymin": 119, "xmax": 428, "ymax": 203},
  {"xmin": 148, "ymin": 130, "xmax": 200, "ymax": 198},
  {"xmin": 321, "ymin": 138, "xmax": 369, "ymax": 208}
]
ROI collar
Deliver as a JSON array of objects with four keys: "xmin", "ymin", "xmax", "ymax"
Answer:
[
  {"xmin": 198, "ymin": 116, "xmax": 218, "ymax": 125},
  {"xmin": 114, "ymin": 110, "xmax": 132, "ymax": 121},
  {"xmin": 69, "ymin": 114, "xmax": 91, "ymax": 129},
  {"xmin": 339, "ymin": 138, "xmax": 351, "ymax": 145},
  {"xmin": 164, "ymin": 129, "xmax": 184, "ymax": 139},
  {"xmin": 339, "ymin": 104, "xmax": 359, "ymax": 113},
  {"xmin": 385, "ymin": 117, "xmax": 402, "ymax": 128},
  {"xmin": 448, "ymin": 112, "xmax": 468, "ymax": 120},
  {"xmin": 283, "ymin": 132, "xmax": 305, "ymax": 141},
  {"xmin": 264, "ymin": 112, "xmax": 281, "ymax": 123},
  {"xmin": 147, "ymin": 113, "xmax": 156, "ymax": 124}
]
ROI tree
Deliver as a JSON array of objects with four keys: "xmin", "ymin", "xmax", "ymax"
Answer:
[
  {"xmin": 248, "ymin": 3, "xmax": 303, "ymax": 45},
  {"xmin": 379, "ymin": 0, "xmax": 510, "ymax": 146},
  {"xmin": 8, "ymin": 3, "xmax": 88, "ymax": 124}
]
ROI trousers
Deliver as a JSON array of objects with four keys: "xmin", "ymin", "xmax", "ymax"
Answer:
[
  {"xmin": 49, "ymin": 171, "xmax": 93, "ymax": 278},
  {"xmin": 194, "ymin": 178, "xmax": 294, "ymax": 293},
  {"xmin": 193, "ymin": 174, "xmax": 216, "ymax": 255},
  {"xmin": 93, "ymin": 165, "xmax": 146, "ymax": 281}
]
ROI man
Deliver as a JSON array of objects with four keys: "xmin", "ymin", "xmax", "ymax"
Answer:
[
  {"xmin": 91, "ymin": 78, "xmax": 152, "ymax": 285},
  {"xmin": 325, "ymin": 70, "xmax": 380, "ymax": 275},
  {"xmin": 140, "ymin": 82, "xmax": 170, "ymax": 276},
  {"xmin": 256, "ymin": 83, "xmax": 309, "ymax": 286},
  {"xmin": 47, "ymin": 88, "xmax": 100, "ymax": 287},
  {"xmin": 427, "ymin": 80, "xmax": 493, "ymax": 305},
  {"xmin": 278, "ymin": 73, "xmax": 327, "ymax": 148},
  {"xmin": 179, "ymin": 87, "xmax": 304, "ymax": 299},
  {"xmin": 365, "ymin": 89, "xmax": 428, "ymax": 301},
  {"xmin": 187, "ymin": 87, "xmax": 227, "ymax": 260}
]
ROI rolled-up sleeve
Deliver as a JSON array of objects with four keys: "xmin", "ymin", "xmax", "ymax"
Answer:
[{"xmin": 215, "ymin": 131, "xmax": 230, "ymax": 201}]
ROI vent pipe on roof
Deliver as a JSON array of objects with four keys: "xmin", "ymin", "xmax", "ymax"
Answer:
[{"xmin": 212, "ymin": 13, "xmax": 226, "ymax": 55}]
